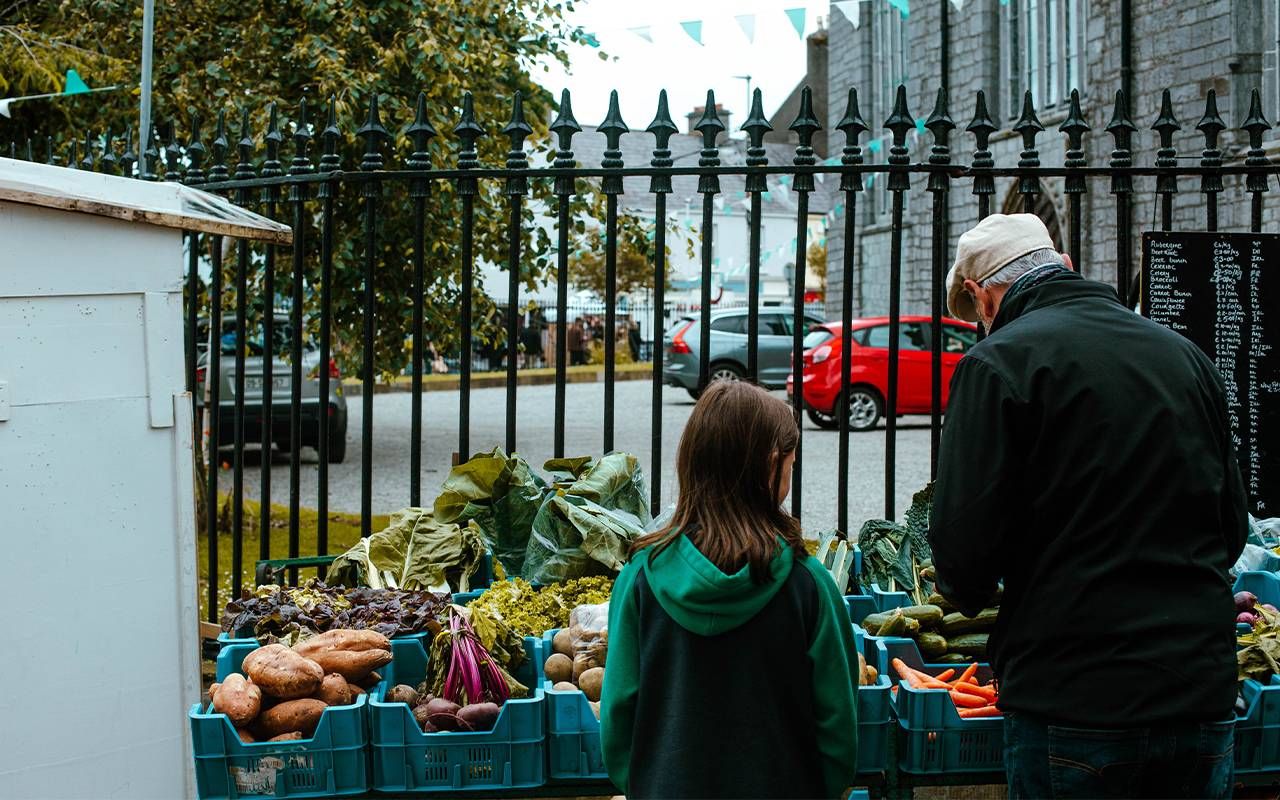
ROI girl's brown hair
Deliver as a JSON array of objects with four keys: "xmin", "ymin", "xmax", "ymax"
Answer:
[{"xmin": 632, "ymin": 380, "xmax": 805, "ymax": 581}]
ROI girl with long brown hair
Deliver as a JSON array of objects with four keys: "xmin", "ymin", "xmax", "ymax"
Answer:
[{"xmin": 600, "ymin": 380, "xmax": 859, "ymax": 799}]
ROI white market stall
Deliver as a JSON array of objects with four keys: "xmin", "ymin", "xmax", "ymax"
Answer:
[{"xmin": 0, "ymin": 158, "xmax": 290, "ymax": 799}]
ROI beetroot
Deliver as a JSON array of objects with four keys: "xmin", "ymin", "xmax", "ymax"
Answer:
[
  {"xmin": 1235, "ymin": 591, "xmax": 1258, "ymax": 612},
  {"xmin": 457, "ymin": 702, "xmax": 501, "ymax": 732},
  {"xmin": 1238, "ymin": 611, "xmax": 1259, "ymax": 625}
]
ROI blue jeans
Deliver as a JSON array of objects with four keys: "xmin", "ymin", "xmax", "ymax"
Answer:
[{"xmin": 1003, "ymin": 712, "xmax": 1235, "ymax": 799}]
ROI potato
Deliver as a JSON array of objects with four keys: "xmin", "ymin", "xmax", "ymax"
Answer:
[
  {"xmin": 243, "ymin": 644, "xmax": 324, "ymax": 700},
  {"xmin": 207, "ymin": 682, "xmax": 221, "ymax": 705},
  {"xmin": 865, "ymin": 665, "xmax": 879, "ymax": 683},
  {"xmin": 292, "ymin": 630, "xmax": 392, "ymax": 683},
  {"xmin": 213, "ymin": 674, "xmax": 262, "ymax": 726},
  {"xmin": 578, "ymin": 667, "xmax": 605, "ymax": 702},
  {"xmin": 237, "ymin": 728, "xmax": 256, "ymax": 744},
  {"xmin": 359, "ymin": 671, "xmax": 384, "ymax": 690},
  {"xmin": 268, "ymin": 731, "xmax": 303, "ymax": 742},
  {"xmin": 386, "ymin": 684, "xmax": 419, "ymax": 706},
  {"xmin": 257, "ymin": 698, "xmax": 327, "ymax": 739},
  {"xmin": 857, "ymin": 653, "xmax": 868, "ymax": 687},
  {"xmin": 553, "ymin": 629, "xmax": 573, "ymax": 657},
  {"xmin": 314, "ymin": 673, "xmax": 354, "ymax": 707},
  {"xmin": 552, "ymin": 681, "xmax": 578, "ymax": 692},
  {"xmin": 544, "ymin": 653, "xmax": 573, "ymax": 684},
  {"xmin": 347, "ymin": 683, "xmax": 366, "ymax": 697}
]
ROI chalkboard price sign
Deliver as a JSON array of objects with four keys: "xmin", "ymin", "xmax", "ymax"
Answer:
[{"xmin": 1143, "ymin": 231, "xmax": 1279, "ymax": 516}]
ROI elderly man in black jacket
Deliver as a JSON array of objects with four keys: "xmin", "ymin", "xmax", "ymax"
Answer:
[{"xmin": 929, "ymin": 213, "xmax": 1249, "ymax": 799}]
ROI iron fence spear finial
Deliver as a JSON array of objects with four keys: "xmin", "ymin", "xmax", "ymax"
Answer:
[
  {"xmin": 234, "ymin": 108, "xmax": 256, "ymax": 181},
  {"xmin": 741, "ymin": 87, "xmax": 773, "ymax": 194},
  {"xmin": 454, "ymin": 92, "xmax": 485, "ymax": 198},
  {"xmin": 1242, "ymin": 87, "xmax": 1271, "ymax": 195},
  {"xmin": 100, "ymin": 129, "xmax": 118, "ymax": 175},
  {"xmin": 1150, "ymin": 88, "xmax": 1178, "ymax": 198},
  {"xmin": 884, "ymin": 85, "xmax": 913, "ymax": 192},
  {"xmin": 1014, "ymin": 90, "xmax": 1044, "ymax": 207},
  {"xmin": 925, "ymin": 88, "xmax": 954, "ymax": 193},
  {"xmin": 695, "ymin": 89, "xmax": 725, "ymax": 195},
  {"xmin": 790, "ymin": 86, "xmax": 821, "ymax": 192},
  {"xmin": 1197, "ymin": 89, "xmax": 1225, "ymax": 198},
  {"xmin": 120, "ymin": 128, "xmax": 136, "ymax": 177},
  {"xmin": 646, "ymin": 89, "xmax": 678, "ymax": 194},
  {"xmin": 550, "ymin": 89, "xmax": 581, "ymax": 196},
  {"xmin": 1107, "ymin": 89, "xmax": 1138, "ymax": 195},
  {"xmin": 80, "ymin": 130, "xmax": 95, "ymax": 171},
  {"xmin": 186, "ymin": 114, "xmax": 206, "ymax": 185},
  {"xmin": 599, "ymin": 90, "xmax": 629, "ymax": 195},
  {"xmin": 836, "ymin": 88, "xmax": 868, "ymax": 193},
  {"xmin": 502, "ymin": 91, "xmax": 532, "ymax": 197}
]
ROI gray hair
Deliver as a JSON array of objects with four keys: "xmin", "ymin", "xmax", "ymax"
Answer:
[{"xmin": 980, "ymin": 247, "xmax": 1062, "ymax": 288}]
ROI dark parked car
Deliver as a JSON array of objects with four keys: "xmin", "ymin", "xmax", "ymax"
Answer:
[{"xmin": 195, "ymin": 315, "xmax": 348, "ymax": 462}]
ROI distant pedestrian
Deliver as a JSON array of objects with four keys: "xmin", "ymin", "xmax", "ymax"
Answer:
[
  {"xmin": 567, "ymin": 318, "xmax": 588, "ymax": 366},
  {"xmin": 627, "ymin": 320, "xmax": 642, "ymax": 362}
]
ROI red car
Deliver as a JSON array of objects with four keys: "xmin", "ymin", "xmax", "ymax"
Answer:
[{"xmin": 786, "ymin": 315, "xmax": 978, "ymax": 431}]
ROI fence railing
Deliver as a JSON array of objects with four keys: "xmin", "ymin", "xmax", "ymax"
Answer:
[{"xmin": 16, "ymin": 82, "xmax": 1280, "ymax": 621}]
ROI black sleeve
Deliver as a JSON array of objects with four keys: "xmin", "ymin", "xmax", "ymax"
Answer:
[
  {"xmin": 1209, "ymin": 369, "xmax": 1250, "ymax": 562},
  {"xmin": 928, "ymin": 357, "xmax": 1021, "ymax": 617}
]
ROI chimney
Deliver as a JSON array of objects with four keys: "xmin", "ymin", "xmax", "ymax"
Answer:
[{"xmin": 685, "ymin": 104, "xmax": 732, "ymax": 145}]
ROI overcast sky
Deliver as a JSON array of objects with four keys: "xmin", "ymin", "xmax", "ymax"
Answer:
[{"xmin": 537, "ymin": 0, "xmax": 838, "ymax": 137}]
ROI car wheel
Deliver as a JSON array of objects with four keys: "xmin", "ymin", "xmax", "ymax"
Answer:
[
  {"xmin": 806, "ymin": 406, "xmax": 840, "ymax": 430},
  {"xmin": 708, "ymin": 362, "xmax": 744, "ymax": 384},
  {"xmin": 328, "ymin": 413, "xmax": 348, "ymax": 464},
  {"xmin": 845, "ymin": 387, "xmax": 884, "ymax": 432}
]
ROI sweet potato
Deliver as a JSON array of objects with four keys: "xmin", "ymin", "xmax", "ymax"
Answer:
[
  {"xmin": 314, "ymin": 673, "xmax": 354, "ymax": 707},
  {"xmin": 207, "ymin": 683, "xmax": 221, "ymax": 704},
  {"xmin": 257, "ymin": 698, "xmax": 327, "ymax": 739},
  {"xmin": 291, "ymin": 630, "xmax": 392, "ymax": 682},
  {"xmin": 359, "ymin": 671, "xmax": 384, "ymax": 690},
  {"xmin": 237, "ymin": 728, "xmax": 256, "ymax": 744},
  {"xmin": 268, "ymin": 732, "xmax": 303, "ymax": 742},
  {"xmin": 213, "ymin": 674, "xmax": 262, "ymax": 727},
  {"xmin": 243, "ymin": 644, "xmax": 324, "ymax": 700}
]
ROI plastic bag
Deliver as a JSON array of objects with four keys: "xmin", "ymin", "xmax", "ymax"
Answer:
[
  {"xmin": 569, "ymin": 602, "xmax": 609, "ymax": 681},
  {"xmin": 1231, "ymin": 542, "xmax": 1280, "ymax": 578}
]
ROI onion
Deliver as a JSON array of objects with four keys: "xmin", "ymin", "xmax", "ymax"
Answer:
[
  {"xmin": 1237, "ymin": 611, "xmax": 1259, "ymax": 625},
  {"xmin": 1235, "ymin": 591, "xmax": 1258, "ymax": 612}
]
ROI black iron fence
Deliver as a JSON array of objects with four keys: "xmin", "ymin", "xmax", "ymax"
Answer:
[{"xmin": 17, "ymin": 82, "xmax": 1280, "ymax": 620}]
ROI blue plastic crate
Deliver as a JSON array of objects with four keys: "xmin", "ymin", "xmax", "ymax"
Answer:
[
  {"xmin": 857, "ymin": 674, "xmax": 894, "ymax": 775},
  {"xmin": 871, "ymin": 582, "xmax": 911, "ymax": 612},
  {"xmin": 539, "ymin": 629, "xmax": 609, "ymax": 782},
  {"xmin": 846, "ymin": 594, "xmax": 878, "ymax": 626},
  {"xmin": 369, "ymin": 635, "xmax": 545, "ymax": 792},
  {"xmin": 1235, "ymin": 674, "xmax": 1280, "ymax": 774},
  {"xmin": 192, "ymin": 643, "xmax": 369, "ymax": 799},
  {"xmin": 875, "ymin": 638, "xmax": 1003, "ymax": 775}
]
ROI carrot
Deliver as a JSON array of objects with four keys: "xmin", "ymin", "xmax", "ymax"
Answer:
[
  {"xmin": 950, "ymin": 690, "xmax": 988, "ymax": 708},
  {"xmin": 892, "ymin": 659, "xmax": 925, "ymax": 689},
  {"xmin": 958, "ymin": 706, "xmax": 1003, "ymax": 719},
  {"xmin": 934, "ymin": 668, "xmax": 956, "ymax": 682},
  {"xmin": 953, "ymin": 663, "xmax": 979, "ymax": 686},
  {"xmin": 956, "ymin": 682, "xmax": 997, "ymax": 702},
  {"xmin": 907, "ymin": 668, "xmax": 954, "ymax": 690}
]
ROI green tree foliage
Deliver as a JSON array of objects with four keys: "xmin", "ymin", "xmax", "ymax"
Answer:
[{"xmin": 2, "ymin": 0, "xmax": 674, "ymax": 376}]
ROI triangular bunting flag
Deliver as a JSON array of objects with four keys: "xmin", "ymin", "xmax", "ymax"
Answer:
[
  {"xmin": 680, "ymin": 20, "xmax": 703, "ymax": 45},
  {"xmin": 583, "ymin": 32, "xmax": 601, "ymax": 47},
  {"xmin": 628, "ymin": 26, "xmax": 653, "ymax": 43},
  {"xmin": 734, "ymin": 14, "xmax": 756, "ymax": 42},
  {"xmin": 784, "ymin": 7, "xmax": 806, "ymax": 37},
  {"xmin": 63, "ymin": 69, "xmax": 90, "ymax": 95},
  {"xmin": 831, "ymin": 0, "xmax": 860, "ymax": 29},
  {"xmin": 889, "ymin": 0, "xmax": 910, "ymax": 17}
]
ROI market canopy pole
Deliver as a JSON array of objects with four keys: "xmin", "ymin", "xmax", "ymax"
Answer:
[{"xmin": 139, "ymin": 0, "xmax": 155, "ymax": 160}]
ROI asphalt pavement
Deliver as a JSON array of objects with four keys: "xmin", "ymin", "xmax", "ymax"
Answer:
[{"xmin": 231, "ymin": 380, "xmax": 934, "ymax": 533}]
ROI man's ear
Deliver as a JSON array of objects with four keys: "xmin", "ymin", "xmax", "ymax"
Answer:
[{"xmin": 1061, "ymin": 252, "xmax": 1075, "ymax": 272}]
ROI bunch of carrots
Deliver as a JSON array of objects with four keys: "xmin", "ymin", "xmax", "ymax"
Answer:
[{"xmin": 891, "ymin": 658, "xmax": 1001, "ymax": 719}]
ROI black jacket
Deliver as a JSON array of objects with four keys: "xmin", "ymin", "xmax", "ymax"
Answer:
[{"xmin": 928, "ymin": 269, "xmax": 1249, "ymax": 727}]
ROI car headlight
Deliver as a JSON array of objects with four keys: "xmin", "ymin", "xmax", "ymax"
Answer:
[{"xmin": 812, "ymin": 345, "xmax": 831, "ymax": 364}]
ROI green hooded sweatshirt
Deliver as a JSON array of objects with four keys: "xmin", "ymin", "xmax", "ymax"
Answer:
[{"xmin": 600, "ymin": 533, "xmax": 859, "ymax": 799}]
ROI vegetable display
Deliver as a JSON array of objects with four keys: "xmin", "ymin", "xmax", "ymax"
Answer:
[
  {"xmin": 415, "ymin": 607, "xmax": 529, "ymax": 727},
  {"xmin": 328, "ymin": 508, "xmax": 488, "ymax": 593},
  {"xmin": 543, "ymin": 604, "xmax": 609, "ymax": 719},
  {"xmin": 220, "ymin": 580, "xmax": 451, "ymax": 644},
  {"xmin": 860, "ymin": 483, "xmax": 934, "ymax": 604},
  {"xmin": 206, "ymin": 632, "xmax": 391, "ymax": 742},
  {"xmin": 861, "ymin": 602, "xmax": 997, "ymax": 662},
  {"xmin": 891, "ymin": 658, "xmax": 1001, "ymax": 718},
  {"xmin": 1237, "ymin": 593, "xmax": 1280, "ymax": 683},
  {"xmin": 466, "ymin": 576, "xmax": 613, "ymax": 638}
]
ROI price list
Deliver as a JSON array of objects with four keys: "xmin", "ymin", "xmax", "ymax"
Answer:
[{"xmin": 1143, "ymin": 231, "xmax": 1279, "ymax": 516}]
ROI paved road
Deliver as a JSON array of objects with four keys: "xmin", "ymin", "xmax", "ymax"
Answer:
[{"xmin": 231, "ymin": 381, "xmax": 934, "ymax": 532}]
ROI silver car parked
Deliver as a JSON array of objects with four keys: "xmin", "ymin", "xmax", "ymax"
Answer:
[
  {"xmin": 663, "ymin": 307, "xmax": 825, "ymax": 397},
  {"xmin": 195, "ymin": 315, "xmax": 349, "ymax": 462}
]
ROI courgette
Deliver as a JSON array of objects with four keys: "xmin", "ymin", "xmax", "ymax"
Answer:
[
  {"xmin": 946, "ymin": 633, "xmax": 989, "ymax": 658},
  {"xmin": 925, "ymin": 592, "xmax": 956, "ymax": 613},
  {"xmin": 863, "ymin": 609, "xmax": 920, "ymax": 637},
  {"xmin": 917, "ymin": 631, "xmax": 948, "ymax": 659},
  {"xmin": 940, "ymin": 607, "xmax": 1000, "ymax": 637},
  {"xmin": 897, "ymin": 604, "xmax": 945, "ymax": 629}
]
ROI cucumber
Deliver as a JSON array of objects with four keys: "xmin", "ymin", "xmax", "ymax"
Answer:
[
  {"xmin": 917, "ymin": 631, "xmax": 948, "ymax": 659},
  {"xmin": 934, "ymin": 652, "xmax": 970, "ymax": 664},
  {"xmin": 940, "ymin": 607, "xmax": 1000, "ymax": 637},
  {"xmin": 897, "ymin": 604, "xmax": 945, "ymax": 629},
  {"xmin": 947, "ymin": 633, "xmax": 989, "ymax": 658},
  {"xmin": 864, "ymin": 609, "xmax": 920, "ymax": 637},
  {"xmin": 926, "ymin": 592, "xmax": 956, "ymax": 613}
]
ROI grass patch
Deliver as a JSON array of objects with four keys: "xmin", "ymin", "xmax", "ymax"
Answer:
[{"xmin": 197, "ymin": 495, "xmax": 390, "ymax": 621}]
